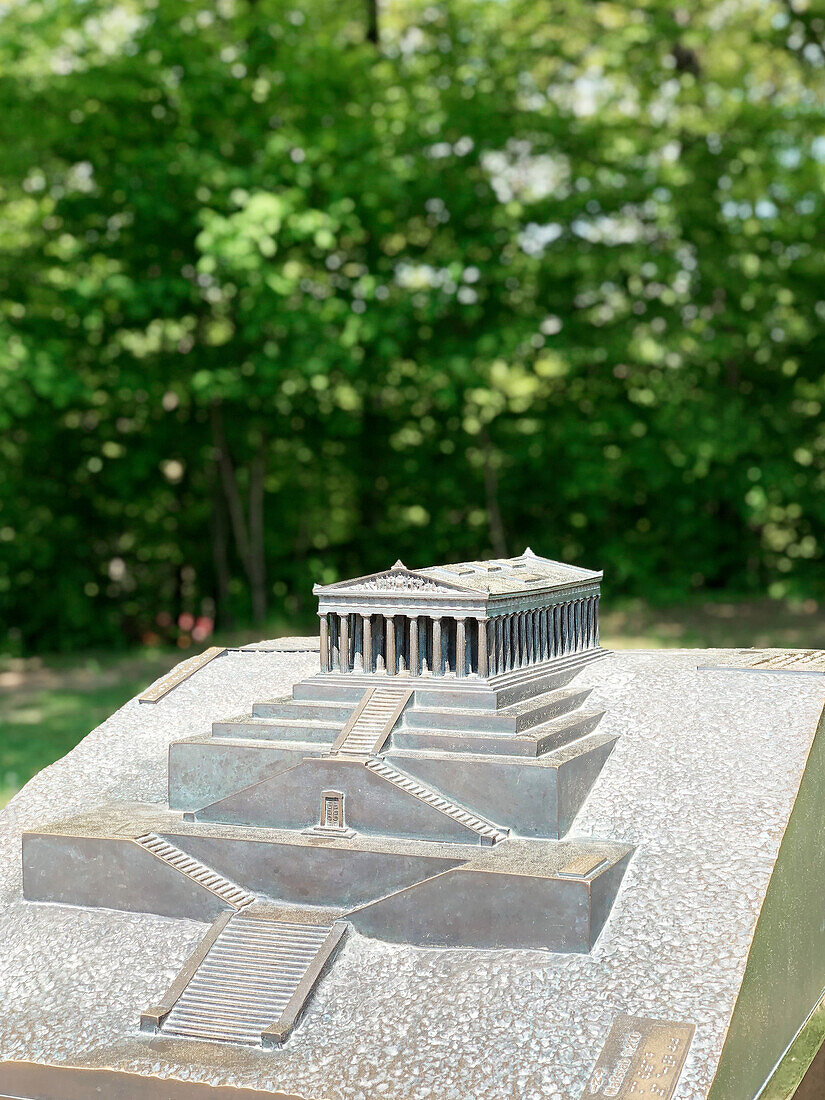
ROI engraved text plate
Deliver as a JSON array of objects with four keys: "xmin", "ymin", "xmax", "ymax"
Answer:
[{"xmin": 582, "ymin": 1014, "xmax": 695, "ymax": 1098}]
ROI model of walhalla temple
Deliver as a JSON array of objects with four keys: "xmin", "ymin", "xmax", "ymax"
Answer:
[
  {"xmin": 21, "ymin": 549, "xmax": 628, "ymax": 1047},
  {"xmin": 12, "ymin": 548, "xmax": 825, "ymax": 1100},
  {"xmin": 315, "ymin": 551, "xmax": 602, "ymax": 679}
]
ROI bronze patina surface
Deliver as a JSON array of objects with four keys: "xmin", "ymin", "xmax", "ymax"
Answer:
[{"xmin": 2, "ymin": 560, "xmax": 825, "ymax": 1099}]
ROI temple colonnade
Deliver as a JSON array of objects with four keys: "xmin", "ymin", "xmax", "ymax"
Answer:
[{"xmin": 318, "ymin": 596, "xmax": 599, "ymax": 677}]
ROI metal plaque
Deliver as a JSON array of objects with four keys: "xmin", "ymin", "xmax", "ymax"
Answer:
[
  {"xmin": 582, "ymin": 1014, "xmax": 695, "ymax": 1099},
  {"xmin": 138, "ymin": 647, "xmax": 226, "ymax": 704},
  {"xmin": 558, "ymin": 853, "xmax": 609, "ymax": 879}
]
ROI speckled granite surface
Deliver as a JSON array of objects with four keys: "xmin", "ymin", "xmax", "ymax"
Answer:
[{"xmin": 1, "ymin": 644, "xmax": 823, "ymax": 1100}]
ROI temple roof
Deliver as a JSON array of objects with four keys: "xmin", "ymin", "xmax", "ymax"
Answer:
[
  {"xmin": 420, "ymin": 549, "xmax": 602, "ymax": 595},
  {"xmin": 314, "ymin": 549, "xmax": 601, "ymax": 600}
]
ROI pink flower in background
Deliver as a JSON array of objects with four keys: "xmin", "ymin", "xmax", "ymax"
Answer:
[
  {"xmin": 178, "ymin": 612, "xmax": 195, "ymax": 632},
  {"xmin": 192, "ymin": 616, "xmax": 214, "ymax": 642}
]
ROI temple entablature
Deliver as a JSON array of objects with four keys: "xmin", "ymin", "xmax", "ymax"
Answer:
[{"xmin": 312, "ymin": 549, "xmax": 603, "ymax": 678}]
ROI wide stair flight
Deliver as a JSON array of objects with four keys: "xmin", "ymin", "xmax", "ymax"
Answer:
[
  {"xmin": 161, "ymin": 915, "xmax": 344, "ymax": 1045},
  {"xmin": 135, "ymin": 833, "xmax": 255, "ymax": 910},
  {"xmin": 330, "ymin": 686, "xmax": 412, "ymax": 756},
  {"xmin": 364, "ymin": 758, "xmax": 507, "ymax": 845}
]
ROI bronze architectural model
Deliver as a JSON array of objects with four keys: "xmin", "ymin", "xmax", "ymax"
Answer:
[{"xmin": 2, "ymin": 550, "xmax": 825, "ymax": 1099}]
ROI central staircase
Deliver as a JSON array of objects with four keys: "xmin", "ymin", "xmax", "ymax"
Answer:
[
  {"xmin": 161, "ymin": 914, "xmax": 345, "ymax": 1045},
  {"xmin": 330, "ymin": 685, "xmax": 412, "ymax": 756}
]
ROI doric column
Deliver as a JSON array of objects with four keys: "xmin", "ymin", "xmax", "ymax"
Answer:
[
  {"xmin": 432, "ymin": 617, "xmax": 442, "ymax": 676},
  {"xmin": 375, "ymin": 616, "xmax": 385, "ymax": 672},
  {"xmin": 409, "ymin": 617, "xmax": 419, "ymax": 676},
  {"xmin": 385, "ymin": 615, "xmax": 396, "ymax": 675},
  {"xmin": 502, "ymin": 615, "xmax": 510, "ymax": 671},
  {"xmin": 363, "ymin": 614, "xmax": 373, "ymax": 673},
  {"xmin": 541, "ymin": 608, "xmax": 549, "ymax": 660},
  {"xmin": 478, "ymin": 620, "xmax": 489, "ymax": 677},
  {"xmin": 339, "ymin": 614, "xmax": 350, "ymax": 673},
  {"xmin": 586, "ymin": 598, "xmax": 593, "ymax": 648},
  {"xmin": 456, "ymin": 618, "xmax": 467, "ymax": 677},
  {"xmin": 319, "ymin": 613, "xmax": 330, "ymax": 673},
  {"xmin": 577, "ymin": 600, "xmax": 583, "ymax": 651},
  {"xmin": 519, "ymin": 612, "xmax": 527, "ymax": 667},
  {"xmin": 494, "ymin": 617, "xmax": 503, "ymax": 675},
  {"xmin": 595, "ymin": 595, "xmax": 600, "ymax": 646},
  {"xmin": 353, "ymin": 615, "xmax": 364, "ymax": 671}
]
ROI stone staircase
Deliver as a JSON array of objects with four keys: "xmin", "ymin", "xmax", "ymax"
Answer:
[
  {"xmin": 160, "ymin": 915, "xmax": 344, "ymax": 1045},
  {"xmin": 135, "ymin": 833, "xmax": 255, "ymax": 910},
  {"xmin": 364, "ymin": 759, "xmax": 507, "ymax": 845},
  {"xmin": 331, "ymin": 686, "xmax": 412, "ymax": 756}
]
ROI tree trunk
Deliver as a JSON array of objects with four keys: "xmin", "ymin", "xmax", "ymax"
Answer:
[
  {"xmin": 247, "ymin": 443, "xmax": 267, "ymax": 624},
  {"xmin": 210, "ymin": 484, "xmax": 234, "ymax": 630},
  {"xmin": 366, "ymin": 0, "xmax": 378, "ymax": 43},
  {"xmin": 479, "ymin": 425, "xmax": 508, "ymax": 557},
  {"xmin": 210, "ymin": 401, "xmax": 268, "ymax": 625}
]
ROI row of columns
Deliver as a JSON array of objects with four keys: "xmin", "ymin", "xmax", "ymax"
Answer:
[
  {"xmin": 486, "ymin": 596, "xmax": 599, "ymax": 676},
  {"xmin": 319, "ymin": 596, "xmax": 599, "ymax": 677}
]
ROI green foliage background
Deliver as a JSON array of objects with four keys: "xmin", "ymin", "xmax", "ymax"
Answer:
[{"xmin": 1, "ymin": 0, "xmax": 824, "ymax": 653}]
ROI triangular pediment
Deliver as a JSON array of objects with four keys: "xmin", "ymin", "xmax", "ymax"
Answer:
[{"xmin": 315, "ymin": 565, "xmax": 473, "ymax": 596}]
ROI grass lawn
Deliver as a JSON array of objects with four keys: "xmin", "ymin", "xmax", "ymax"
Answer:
[
  {"xmin": 0, "ymin": 650, "xmax": 180, "ymax": 807},
  {"xmin": 761, "ymin": 995, "xmax": 825, "ymax": 1100}
]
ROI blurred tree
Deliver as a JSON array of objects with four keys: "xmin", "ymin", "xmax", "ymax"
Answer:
[{"xmin": 0, "ymin": 0, "xmax": 823, "ymax": 652}]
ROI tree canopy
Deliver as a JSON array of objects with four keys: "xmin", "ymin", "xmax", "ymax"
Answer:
[{"xmin": 1, "ymin": 0, "xmax": 824, "ymax": 652}]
